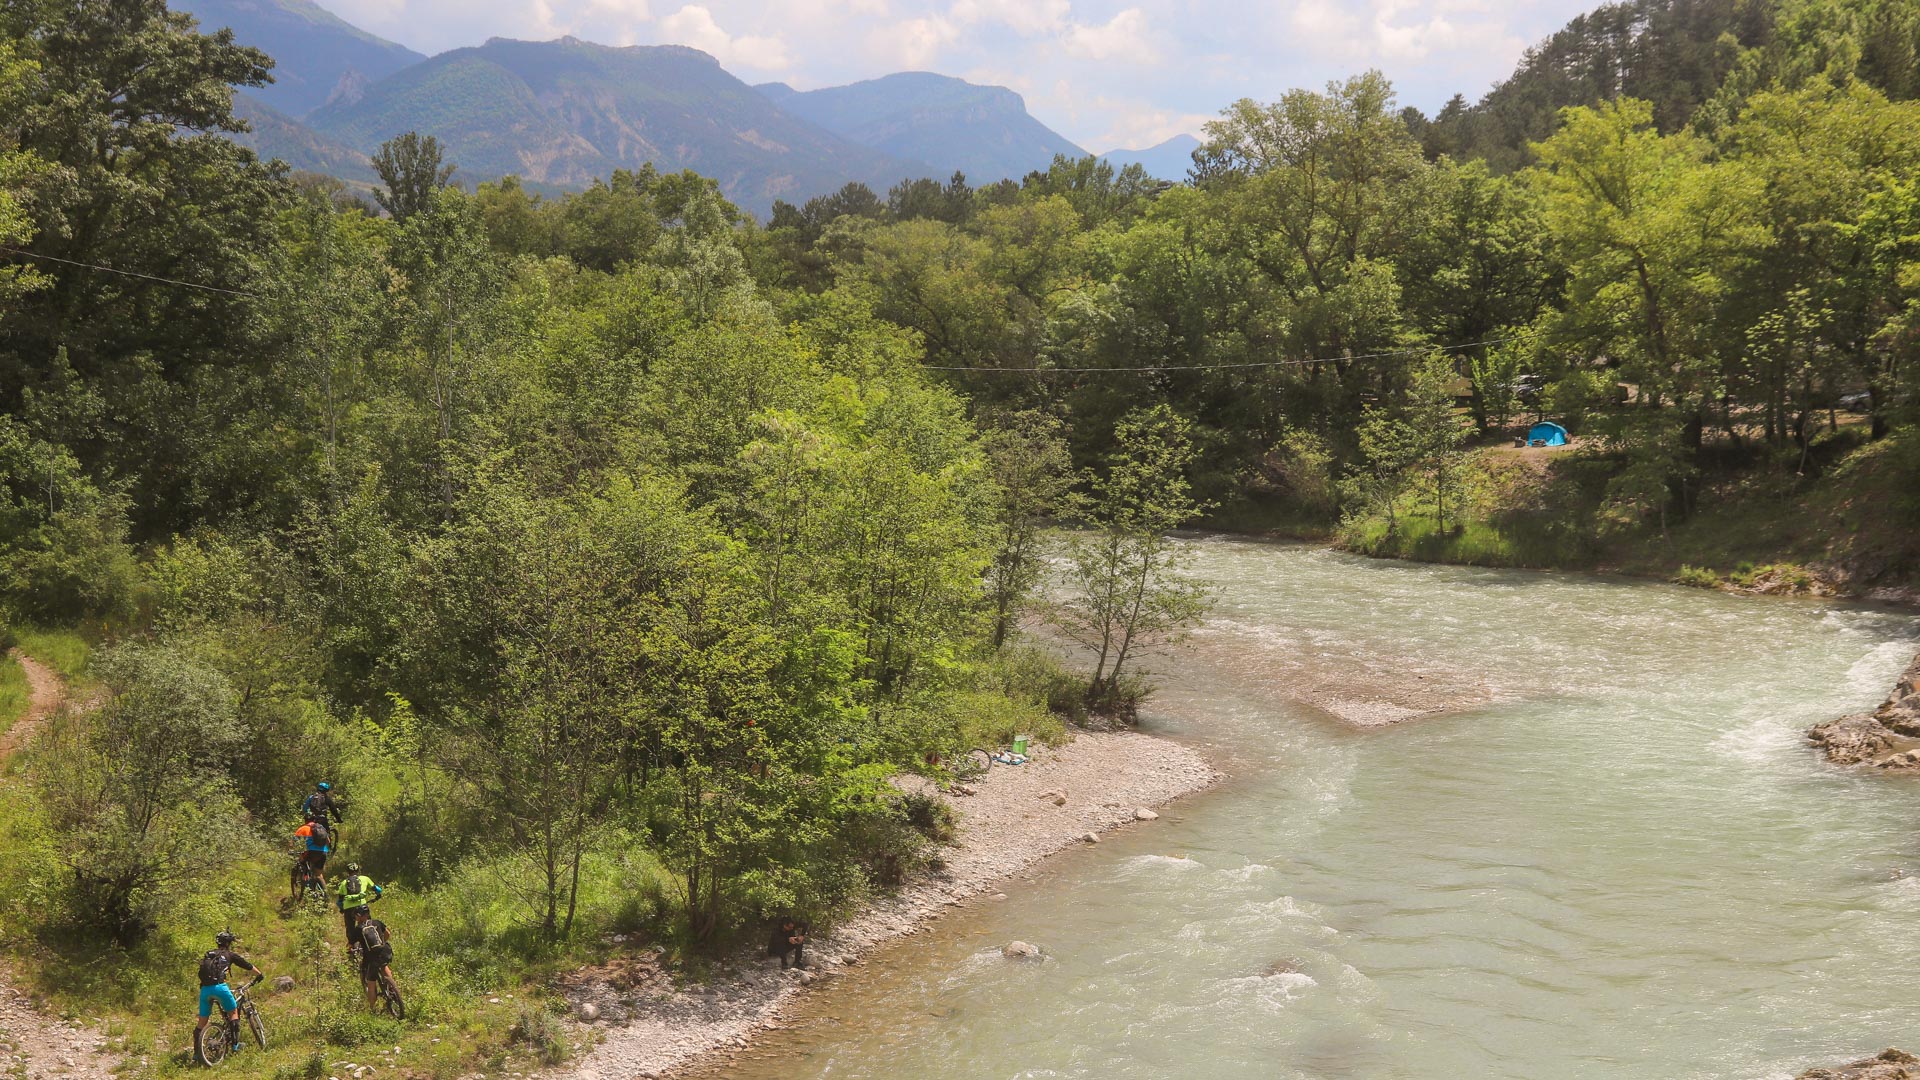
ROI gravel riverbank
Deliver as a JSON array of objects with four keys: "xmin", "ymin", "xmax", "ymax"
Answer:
[{"xmin": 560, "ymin": 729, "xmax": 1220, "ymax": 1080}]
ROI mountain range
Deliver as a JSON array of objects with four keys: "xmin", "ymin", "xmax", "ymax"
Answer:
[
  {"xmin": 756, "ymin": 73, "xmax": 1086, "ymax": 183},
  {"xmin": 1101, "ymin": 134, "xmax": 1202, "ymax": 181},
  {"xmin": 174, "ymin": 0, "xmax": 1110, "ymax": 214}
]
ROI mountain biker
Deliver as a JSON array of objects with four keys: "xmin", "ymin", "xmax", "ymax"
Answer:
[
  {"xmin": 335, "ymin": 862, "xmax": 384, "ymax": 955},
  {"xmin": 195, "ymin": 931, "xmax": 262, "ymax": 1054},
  {"xmin": 293, "ymin": 812, "xmax": 332, "ymax": 896},
  {"xmin": 302, "ymin": 781, "xmax": 345, "ymax": 847},
  {"xmin": 350, "ymin": 907, "xmax": 399, "ymax": 1013},
  {"xmin": 302, "ymin": 782, "xmax": 342, "ymax": 826}
]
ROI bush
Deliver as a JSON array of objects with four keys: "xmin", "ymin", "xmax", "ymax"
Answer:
[
  {"xmin": 1674, "ymin": 565, "xmax": 1720, "ymax": 588},
  {"xmin": 31, "ymin": 641, "xmax": 259, "ymax": 942},
  {"xmin": 508, "ymin": 1004, "xmax": 570, "ymax": 1065}
]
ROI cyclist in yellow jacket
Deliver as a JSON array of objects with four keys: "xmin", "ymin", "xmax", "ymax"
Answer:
[{"xmin": 334, "ymin": 862, "xmax": 384, "ymax": 956}]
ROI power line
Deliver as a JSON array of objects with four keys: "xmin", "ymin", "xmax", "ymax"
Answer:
[
  {"xmin": 920, "ymin": 336, "xmax": 1515, "ymax": 374},
  {"xmin": 0, "ymin": 245, "xmax": 258, "ymax": 298}
]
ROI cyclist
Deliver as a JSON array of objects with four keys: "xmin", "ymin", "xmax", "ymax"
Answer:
[
  {"xmin": 195, "ymin": 931, "xmax": 263, "ymax": 1055},
  {"xmin": 335, "ymin": 862, "xmax": 384, "ymax": 956},
  {"xmin": 302, "ymin": 781, "xmax": 345, "ymax": 847},
  {"xmin": 292, "ymin": 812, "xmax": 332, "ymax": 898},
  {"xmin": 350, "ymin": 906, "xmax": 399, "ymax": 1013}
]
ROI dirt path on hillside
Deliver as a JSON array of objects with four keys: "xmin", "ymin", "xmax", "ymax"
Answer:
[
  {"xmin": 0, "ymin": 649, "xmax": 119, "ymax": 1079},
  {"xmin": 1, "ymin": 649, "xmax": 65, "ymax": 761}
]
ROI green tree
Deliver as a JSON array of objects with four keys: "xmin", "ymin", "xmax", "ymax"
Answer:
[
  {"xmin": 372, "ymin": 131, "xmax": 455, "ymax": 222},
  {"xmin": 1050, "ymin": 405, "xmax": 1214, "ymax": 707},
  {"xmin": 982, "ymin": 411, "xmax": 1074, "ymax": 649},
  {"xmin": 34, "ymin": 642, "xmax": 254, "ymax": 943}
]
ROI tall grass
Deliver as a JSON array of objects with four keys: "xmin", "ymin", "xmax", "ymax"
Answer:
[
  {"xmin": 11, "ymin": 625, "xmax": 91, "ymax": 681},
  {"xmin": 0, "ymin": 654, "xmax": 27, "ymax": 738}
]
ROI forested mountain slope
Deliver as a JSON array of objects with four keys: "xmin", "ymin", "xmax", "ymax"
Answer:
[
  {"xmin": 176, "ymin": 0, "xmax": 424, "ymax": 116},
  {"xmin": 306, "ymin": 37, "xmax": 920, "ymax": 213},
  {"xmin": 1407, "ymin": 0, "xmax": 1920, "ymax": 170},
  {"xmin": 758, "ymin": 73, "xmax": 1084, "ymax": 183}
]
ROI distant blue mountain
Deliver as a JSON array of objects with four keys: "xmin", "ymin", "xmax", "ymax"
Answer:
[
  {"xmin": 1100, "ymin": 133, "xmax": 1202, "ymax": 182},
  {"xmin": 758, "ymin": 73, "xmax": 1084, "ymax": 184},
  {"xmin": 176, "ymin": 0, "xmax": 425, "ymax": 117}
]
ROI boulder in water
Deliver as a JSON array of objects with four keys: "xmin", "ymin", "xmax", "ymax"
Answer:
[
  {"xmin": 1134, "ymin": 808, "xmax": 1159, "ymax": 821},
  {"xmin": 1810, "ymin": 652, "xmax": 1920, "ymax": 770},
  {"xmin": 1002, "ymin": 941, "xmax": 1042, "ymax": 960},
  {"xmin": 1809, "ymin": 714, "xmax": 1902, "ymax": 766},
  {"xmin": 1797, "ymin": 1048, "xmax": 1920, "ymax": 1079}
]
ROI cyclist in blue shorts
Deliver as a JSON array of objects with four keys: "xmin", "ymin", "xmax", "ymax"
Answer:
[{"xmin": 195, "ymin": 931, "xmax": 263, "ymax": 1053}]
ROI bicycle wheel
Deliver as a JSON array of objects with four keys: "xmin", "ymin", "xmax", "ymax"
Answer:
[
  {"xmin": 964, "ymin": 748, "xmax": 992, "ymax": 776},
  {"xmin": 379, "ymin": 971, "xmax": 404, "ymax": 1020},
  {"xmin": 244, "ymin": 1002, "xmax": 267, "ymax": 1049},
  {"xmin": 195, "ymin": 1022, "xmax": 229, "ymax": 1066}
]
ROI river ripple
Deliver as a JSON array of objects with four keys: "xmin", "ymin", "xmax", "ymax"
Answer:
[{"xmin": 712, "ymin": 540, "xmax": 1920, "ymax": 1080}]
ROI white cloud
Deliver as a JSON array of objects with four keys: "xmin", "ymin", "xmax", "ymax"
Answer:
[
  {"xmin": 948, "ymin": 0, "xmax": 1068, "ymax": 36},
  {"xmin": 866, "ymin": 14, "xmax": 957, "ymax": 68},
  {"xmin": 658, "ymin": 4, "xmax": 792, "ymax": 69},
  {"xmin": 1062, "ymin": 8, "xmax": 1156, "ymax": 65}
]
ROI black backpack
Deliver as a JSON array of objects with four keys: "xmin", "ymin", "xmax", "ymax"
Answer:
[
  {"xmin": 359, "ymin": 920, "xmax": 386, "ymax": 952},
  {"xmin": 310, "ymin": 821, "xmax": 331, "ymax": 847},
  {"xmin": 199, "ymin": 949, "xmax": 232, "ymax": 985}
]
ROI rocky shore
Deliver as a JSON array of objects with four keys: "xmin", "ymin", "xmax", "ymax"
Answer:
[
  {"xmin": 1798, "ymin": 1049, "xmax": 1920, "ymax": 1079},
  {"xmin": 1807, "ymin": 651, "xmax": 1920, "ymax": 770},
  {"xmin": 560, "ymin": 729, "xmax": 1220, "ymax": 1080}
]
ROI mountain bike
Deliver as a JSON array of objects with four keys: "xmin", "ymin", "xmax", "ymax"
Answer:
[
  {"xmin": 945, "ymin": 747, "xmax": 992, "ymax": 791},
  {"xmin": 372, "ymin": 964, "xmax": 405, "ymax": 1020},
  {"xmin": 194, "ymin": 975, "xmax": 266, "ymax": 1066},
  {"xmin": 289, "ymin": 852, "xmax": 326, "ymax": 906}
]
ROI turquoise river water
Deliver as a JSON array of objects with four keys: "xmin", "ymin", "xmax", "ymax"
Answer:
[{"xmin": 713, "ymin": 539, "xmax": 1920, "ymax": 1080}]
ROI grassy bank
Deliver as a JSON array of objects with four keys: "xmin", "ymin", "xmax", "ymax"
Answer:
[{"xmin": 1335, "ymin": 428, "xmax": 1920, "ymax": 599}]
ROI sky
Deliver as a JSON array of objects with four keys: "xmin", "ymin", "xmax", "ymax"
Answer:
[{"xmin": 323, "ymin": 0, "xmax": 1602, "ymax": 152}]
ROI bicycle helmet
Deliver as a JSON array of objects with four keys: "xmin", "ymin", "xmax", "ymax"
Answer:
[
  {"xmin": 346, "ymin": 862, "xmax": 361, "ymax": 873},
  {"xmin": 317, "ymin": 782, "xmax": 330, "ymax": 791},
  {"xmin": 215, "ymin": 930, "xmax": 237, "ymax": 947}
]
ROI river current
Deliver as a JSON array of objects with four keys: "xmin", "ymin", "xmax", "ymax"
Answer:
[{"xmin": 717, "ymin": 539, "xmax": 1920, "ymax": 1079}]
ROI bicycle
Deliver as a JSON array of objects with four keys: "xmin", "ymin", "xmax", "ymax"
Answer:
[
  {"xmin": 288, "ymin": 852, "xmax": 326, "ymax": 906},
  {"xmin": 194, "ymin": 975, "xmax": 266, "ymax": 1066},
  {"xmin": 347, "ymin": 938, "xmax": 405, "ymax": 1020},
  {"xmin": 945, "ymin": 747, "xmax": 992, "ymax": 790},
  {"xmin": 372, "ymin": 964, "xmax": 405, "ymax": 1019}
]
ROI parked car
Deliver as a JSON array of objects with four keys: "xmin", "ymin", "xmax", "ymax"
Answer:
[
  {"xmin": 1838, "ymin": 390, "xmax": 1872, "ymax": 413},
  {"xmin": 1510, "ymin": 374, "xmax": 1548, "ymax": 404}
]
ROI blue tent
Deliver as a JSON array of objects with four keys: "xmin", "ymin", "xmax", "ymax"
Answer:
[{"xmin": 1527, "ymin": 421, "xmax": 1569, "ymax": 447}]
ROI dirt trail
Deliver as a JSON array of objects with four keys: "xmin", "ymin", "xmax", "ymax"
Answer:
[
  {"xmin": 1, "ymin": 648, "xmax": 65, "ymax": 761},
  {"xmin": 0, "ymin": 649, "xmax": 118, "ymax": 1079}
]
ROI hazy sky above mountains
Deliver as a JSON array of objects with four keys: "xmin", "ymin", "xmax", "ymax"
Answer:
[{"xmin": 325, "ymin": 0, "xmax": 1596, "ymax": 151}]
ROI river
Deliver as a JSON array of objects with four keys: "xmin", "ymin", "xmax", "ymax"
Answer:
[{"xmin": 712, "ymin": 539, "xmax": 1920, "ymax": 1080}]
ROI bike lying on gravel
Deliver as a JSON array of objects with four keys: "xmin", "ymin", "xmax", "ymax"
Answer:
[
  {"xmin": 944, "ymin": 747, "xmax": 993, "ymax": 791},
  {"xmin": 195, "ymin": 975, "xmax": 266, "ymax": 1066}
]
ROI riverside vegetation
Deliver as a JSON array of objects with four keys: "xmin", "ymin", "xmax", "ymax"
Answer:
[{"xmin": 1, "ymin": 0, "xmax": 1919, "ymax": 1075}]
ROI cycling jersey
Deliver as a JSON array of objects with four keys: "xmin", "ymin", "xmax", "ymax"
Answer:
[
  {"xmin": 336, "ymin": 873, "xmax": 382, "ymax": 911},
  {"xmin": 295, "ymin": 822, "xmax": 331, "ymax": 853}
]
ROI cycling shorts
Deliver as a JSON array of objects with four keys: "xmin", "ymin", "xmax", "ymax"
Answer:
[
  {"xmin": 359, "ymin": 946, "xmax": 393, "ymax": 983},
  {"xmin": 198, "ymin": 983, "xmax": 238, "ymax": 1018},
  {"xmin": 304, "ymin": 850, "xmax": 329, "ymax": 871}
]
